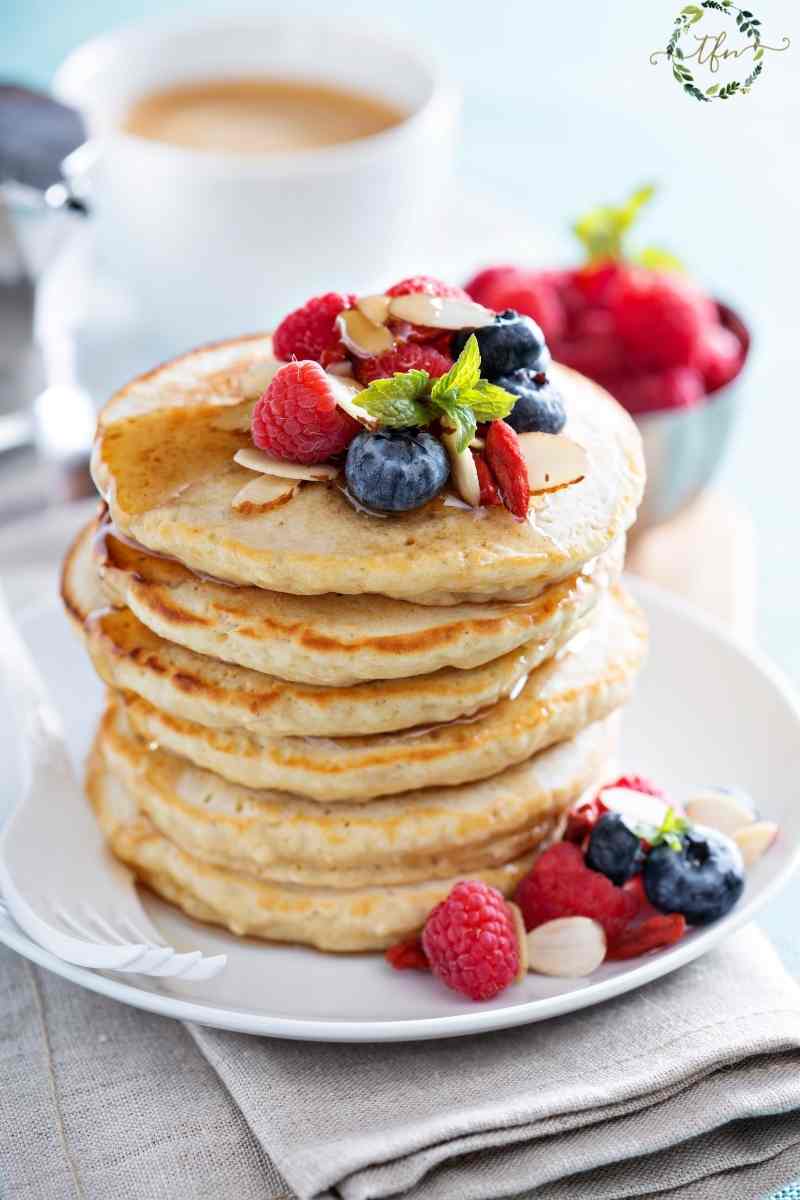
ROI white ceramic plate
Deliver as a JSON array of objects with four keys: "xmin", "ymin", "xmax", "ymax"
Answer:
[{"xmin": 1, "ymin": 578, "xmax": 799, "ymax": 1042}]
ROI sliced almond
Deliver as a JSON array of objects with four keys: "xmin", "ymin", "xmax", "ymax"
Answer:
[
  {"xmin": 517, "ymin": 432, "xmax": 588, "ymax": 495},
  {"xmin": 337, "ymin": 307, "xmax": 395, "ymax": 358},
  {"xmin": 327, "ymin": 360, "xmax": 354, "ymax": 378},
  {"xmin": 210, "ymin": 399, "xmax": 256, "ymax": 432},
  {"xmin": 509, "ymin": 902, "xmax": 528, "ymax": 982},
  {"xmin": 356, "ymin": 293, "xmax": 391, "ymax": 325},
  {"xmin": 240, "ymin": 360, "xmax": 282, "ymax": 398},
  {"xmin": 325, "ymin": 371, "xmax": 377, "ymax": 429},
  {"xmin": 733, "ymin": 821, "xmax": 778, "ymax": 867},
  {"xmin": 234, "ymin": 447, "xmax": 338, "ymax": 481},
  {"xmin": 526, "ymin": 917, "xmax": 606, "ymax": 978},
  {"xmin": 685, "ymin": 788, "xmax": 755, "ymax": 837},
  {"xmin": 441, "ymin": 428, "xmax": 480, "ymax": 507},
  {"xmin": 469, "ymin": 436, "xmax": 485, "ymax": 450},
  {"xmin": 231, "ymin": 474, "xmax": 297, "ymax": 514},
  {"xmin": 387, "ymin": 293, "xmax": 494, "ymax": 330}
]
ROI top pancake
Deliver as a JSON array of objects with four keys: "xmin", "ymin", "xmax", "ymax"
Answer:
[{"xmin": 90, "ymin": 335, "xmax": 644, "ymax": 605}]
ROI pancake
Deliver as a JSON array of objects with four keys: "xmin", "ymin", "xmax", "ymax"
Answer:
[
  {"xmin": 90, "ymin": 335, "xmax": 644, "ymax": 604},
  {"xmin": 88, "ymin": 749, "xmax": 541, "ymax": 951},
  {"xmin": 64, "ymin": 522, "xmax": 570, "ymax": 737},
  {"xmin": 119, "ymin": 585, "xmax": 647, "ymax": 801},
  {"xmin": 97, "ymin": 697, "xmax": 617, "ymax": 887},
  {"xmin": 93, "ymin": 509, "xmax": 623, "ymax": 685}
]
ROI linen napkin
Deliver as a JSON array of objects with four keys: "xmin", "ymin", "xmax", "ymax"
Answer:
[{"xmin": 3, "ymin": 925, "xmax": 800, "ymax": 1200}]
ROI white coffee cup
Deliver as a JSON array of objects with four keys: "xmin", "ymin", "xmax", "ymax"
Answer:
[{"xmin": 52, "ymin": 15, "xmax": 459, "ymax": 345}]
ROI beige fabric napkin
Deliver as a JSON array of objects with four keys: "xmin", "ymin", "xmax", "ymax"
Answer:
[{"xmin": 3, "ymin": 924, "xmax": 800, "ymax": 1200}]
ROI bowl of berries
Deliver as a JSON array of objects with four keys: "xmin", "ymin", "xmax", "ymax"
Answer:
[{"xmin": 463, "ymin": 187, "xmax": 750, "ymax": 531}]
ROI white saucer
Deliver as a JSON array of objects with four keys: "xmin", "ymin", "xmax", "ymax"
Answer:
[{"xmin": 1, "ymin": 578, "xmax": 798, "ymax": 1042}]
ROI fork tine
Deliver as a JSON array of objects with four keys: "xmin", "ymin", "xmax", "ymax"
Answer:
[
  {"xmin": 82, "ymin": 905, "xmax": 131, "ymax": 945},
  {"xmin": 117, "ymin": 915, "xmax": 166, "ymax": 946},
  {"xmin": 176, "ymin": 953, "xmax": 227, "ymax": 981},
  {"xmin": 144, "ymin": 950, "xmax": 203, "ymax": 978}
]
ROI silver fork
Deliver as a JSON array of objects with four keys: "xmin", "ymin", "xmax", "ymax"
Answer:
[{"xmin": 0, "ymin": 588, "xmax": 226, "ymax": 981}]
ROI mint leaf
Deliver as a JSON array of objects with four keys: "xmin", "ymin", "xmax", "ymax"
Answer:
[
  {"xmin": 355, "ymin": 369, "xmax": 431, "ymax": 428},
  {"xmin": 648, "ymin": 807, "xmax": 690, "ymax": 852},
  {"xmin": 436, "ymin": 399, "xmax": 477, "ymax": 454},
  {"xmin": 462, "ymin": 379, "xmax": 516, "ymax": 421},
  {"xmin": 431, "ymin": 335, "xmax": 481, "ymax": 404}
]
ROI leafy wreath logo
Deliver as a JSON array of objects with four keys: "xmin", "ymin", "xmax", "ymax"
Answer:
[{"xmin": 651, "ymin": 2, "xmax": 791, "ymax": 102}]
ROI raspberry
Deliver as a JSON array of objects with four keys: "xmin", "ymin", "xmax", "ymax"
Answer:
[
  {"xmin": 485, "ymin": 420, "xmax": 530, "ymax": 519},
  {"xmin": 564, "ymin": 795, "xmax": 609, "ymax": 844},
  {"xmin": 610, "ymin": 270, "xmax": 711, "ymax": 369},
  {"xmin": 696, "ymin": 324, "xmax": 743, "ymax": 394},
  {"xmin": 385, "ymin": 936, "xmax": 430, "ymax": 971},
  {"xmin": 386, "ymin": 275, "xmax": 468, "ymax": 300},
  {"xmin": 606, "ymin": 367, "xmax": 704, "ymax": 416},
  {"xmin": 514, "ymin": 843, "xmax": 640, "ymax": 942},
  {"xmin": 604, "ymin": 774, "xmax": 665, "ymax": 799},
  {"xmin": 421, "ymin": 880, "xmax": 521, "ymax": 1001},
  {"xmin": 251, "ymin": 360, "xmax": 360, "ymax": 464},
  {"xmin": 473, "ymin": 453, "xmax": 501, "ymax": 507},
  {"xmin": 606, "ymin": 913, "xmax": 686, "ymax": 960},
  {"xmin": 273, "ymin": 292, "xmax": 356, "ymax": 364},
  {"xmin": 355, "ymin": 342, "xmax": 453, "ymax": 386}
]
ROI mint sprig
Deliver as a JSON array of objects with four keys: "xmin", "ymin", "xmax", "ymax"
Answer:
[
  {"xmin": 353, "ymin": 335, "xmax": 516, "ymax": 452},
  {"xmin": 647, "ymin": 807, "xmax": 690, "ymax": 853},
  {"xmin": 572, "ymin": 184, "xmax": 684, "ymax": 272}
]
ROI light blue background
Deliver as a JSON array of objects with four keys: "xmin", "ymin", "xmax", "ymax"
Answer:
[{"xmin": 2, "ymin": 4, "xmax": 799, "ymax": 1191}]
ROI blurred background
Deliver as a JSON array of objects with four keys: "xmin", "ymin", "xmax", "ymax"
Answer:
[{"xmin": 0, "ymin": 0, "xmax": 797, "ymax": 675}]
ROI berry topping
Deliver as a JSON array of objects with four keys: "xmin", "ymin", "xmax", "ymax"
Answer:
[
  {"xmin": 564, "ymin": 794, "xmax": 609, "ymax": 844},
  {"xmin": 421, "ymin": 879, "xmax": 522, "ymax": 1001},
  {"xmin": 453, "ymin": 309, "xmax": 546, "ymax": 379},
  {"xmin": 386, "ymin": 275, "xmax": 470, "ymax": 300},
  {"xmin": 473, "ymin": 453, "xmax": 501, "ymax": 507},
  {"xmin": 251, "ymin": 361, "xmax": 361, "ymax": 464},
  {"xmin": 355, "ymin": 342, "xmax": 453, "ymax": 386},
  {"xmin": 606, "ymin": 914, "xmax": 686, "ymax": 960},
  {"xmin": 604, "ymin": 366, "xmax": 705, "ymax": 416},
  {"xmin": 605, "ymin": 775, "xmax": 665, "ymax": 798},
  {"xmin": 514, "ymin": 842, "xmax": 640, "ymax": 942},
  {"xmin": 345, "ymin": 428, "xmax": 450, "ymax": 513},
  {"xmin": 696, "ymin": 323, "xmax": 743, "ymax": 394},
  {"xmin": 585, "ymin": 812, "xmax": 645, "ymax": 886},
  {"xmin": 495, "ymin": 369, "xmax": 566, "ymax": 435},
  {"xmin": 464, "ymin": 268, "xmax": 566, "ymax": 343},
  {"xmin": 385, "ymin": 936, "xmax": 430, "ymax": 971},
  {"xmin": 273, "ymin": 292, "xmax": 356, "ymax": 364},
  {"xmin": 485, "ymin": 420, "xmax": 530, "ymax": 519},
  {"xmin": 643, "ymin": 826, "xmax": 745, "ymax": 926},
  {"xmin": 610, "ymin": 270, "xmax": 710, "ymax": 369}
]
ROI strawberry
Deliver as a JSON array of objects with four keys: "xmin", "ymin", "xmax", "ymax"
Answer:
[
  {"xmin": 485, "ymin": 420, "xmax": 530, "ymax": 519},
  {"xmin": 696, "ymin": 324, "xmax": 743, "ymax": 393},
  {"xmin": 610, "ymin": 270, "xmax": 712, "ymax": 369},
  {"xmin": 605, "ymin": 367, "xmax": 705, "ymax": 416}
]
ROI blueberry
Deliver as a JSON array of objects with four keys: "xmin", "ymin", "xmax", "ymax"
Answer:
[
  {"xmin": 345, "ymin": 428, "xmax": 449, "ymax": 513},
  {"xmin": 495, "ymin": 368, "xmax": 566, "ymax": 434},
  {"xmin": 452, "ymin": 310, "xmax": 547, "ymax": 378},
  {"xmin": 585, "ymin": 813, "xmax": 644, "ymax": 885},
  {"xmin": 644, "ymin": 828, "xmax": 745, "ymax": 926}
]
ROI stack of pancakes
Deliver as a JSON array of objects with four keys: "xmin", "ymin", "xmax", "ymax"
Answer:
[{"xmin": 61, "ymin": 336, "xmax": 647, "ymax": 952}]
